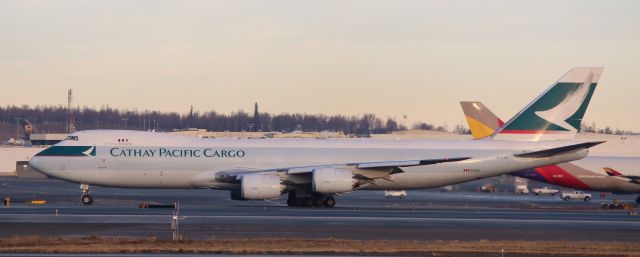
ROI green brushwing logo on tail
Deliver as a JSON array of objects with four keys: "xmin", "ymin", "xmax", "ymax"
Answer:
[
  {"xmin": 500, "ymin": 82, "xmax": 597, "ymax": 133},
  {"xmin": 35, "ymin": 146, "xmax": 96, "ymax": 157}
]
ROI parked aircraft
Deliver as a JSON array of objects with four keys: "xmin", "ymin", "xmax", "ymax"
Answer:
[
  {"xmin": 460, "ymin": 100, "xmax": 640, "ymax": 203},
  {"xmin": 29, "ymin": 67, "xmax": 604, "ymax": 207}
]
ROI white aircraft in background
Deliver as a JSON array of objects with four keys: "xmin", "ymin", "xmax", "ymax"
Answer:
[{"xmin": 29, "ymin": 67, "xmax": 604, "ymax": 207}]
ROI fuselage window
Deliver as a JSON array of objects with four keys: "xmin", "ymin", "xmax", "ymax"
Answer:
[{"xmin": 117, "ymin": 139, "xmax": 121, "ymax": 142}]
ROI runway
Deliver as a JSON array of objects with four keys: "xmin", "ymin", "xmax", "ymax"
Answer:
[{"xmin": 1, "ymin": 178, "xmax": 639, "ymax": 241}]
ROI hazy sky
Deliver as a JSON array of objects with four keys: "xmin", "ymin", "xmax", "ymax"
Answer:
[{"xmin": 2, "ymin": 1, "xmax": 640, "ymax": 130}]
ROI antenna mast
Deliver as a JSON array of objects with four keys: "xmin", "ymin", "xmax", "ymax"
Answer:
[{"xmin": 66, "ymin": 89, "xmax": 75, "ymax": 133}]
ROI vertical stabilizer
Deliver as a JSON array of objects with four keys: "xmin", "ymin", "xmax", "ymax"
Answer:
[
  {"xmin": 492, "ymin": 67, "xmax": 603, "ymax": 141},
  {"xmin": 460, "ymin": 101, "xmax": 504, "ymax": 139}
]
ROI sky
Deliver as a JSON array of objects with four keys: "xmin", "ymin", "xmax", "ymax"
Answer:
[{"xmin": 1, "ymin": 0, "xmax": 640, "ymax": 130}]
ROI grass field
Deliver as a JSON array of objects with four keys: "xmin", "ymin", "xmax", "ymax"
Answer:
[{"xmin": 0, "ymin": 236, "xmax": 638, "ymax": 256}]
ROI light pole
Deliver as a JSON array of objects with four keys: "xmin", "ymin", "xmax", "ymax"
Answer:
[
  {"xmin": 13, "ymin": 118, "xmax": 22, "ymax": 140},
  {"xmin": 403, "ymin": 114, "xmax": 407, "ymax": 129}
]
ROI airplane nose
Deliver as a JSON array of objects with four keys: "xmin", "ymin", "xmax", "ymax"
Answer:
[{"xmin": 28, "ymin": 156, "xmax": 46, "ymax": 174}]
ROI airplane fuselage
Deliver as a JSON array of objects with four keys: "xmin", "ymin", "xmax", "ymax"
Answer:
[
  {"xmin": 514, "ymin": 156, "xmax": 640, "ymax": 194},
  {"xmin": 29, "ymin": 130, "xmax": 590, "ymax": 191}
]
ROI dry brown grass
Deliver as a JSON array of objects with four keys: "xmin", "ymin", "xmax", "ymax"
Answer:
[{"xmin": 0, "ymin": 236, "xmax": 638, "ymax": 256}]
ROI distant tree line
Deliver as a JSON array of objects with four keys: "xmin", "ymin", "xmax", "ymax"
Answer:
[
  {"xmin": 0, "ymin": 104, "xmax": 421, "ymax": 135},
  {"xmin": 10, "ymin": 104, "xmax": 635, "ymax": 137}
]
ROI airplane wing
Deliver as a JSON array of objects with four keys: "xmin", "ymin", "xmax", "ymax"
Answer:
[
  {"xmin": 514, "ymin": 141, "xmax": 605, "ymax": 158},
  {"xmin": 215, "ymin": 157, "xmax": 470, "ymax": 184},
  {"xmin": 216, "ymin": 141, "xmax": 603, "ymax": 186},
  {"xmin": 603, "ymin": 167, "xmax": 640, "ymax": 184}
]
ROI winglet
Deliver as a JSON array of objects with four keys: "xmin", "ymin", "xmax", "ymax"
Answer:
[{"xmin": 492, "ymin": 67, "xmax": 603, "ymax": 141}]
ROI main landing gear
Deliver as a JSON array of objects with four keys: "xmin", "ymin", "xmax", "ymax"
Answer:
[
  {"xmin": 80, "ymin": 183, "xmax": 93, "ymax": 205},
  {"xmin": 286, "ymin": 191, "xmax": 335, "ymax": 208}
]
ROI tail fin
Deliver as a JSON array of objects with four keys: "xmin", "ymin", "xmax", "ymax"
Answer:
[
  {"xmin": 492, "ymin": 67, "xmax": 603, "ymax": 141},
  {"xmin": 603, "ymin": 167, "xmax": 623, "ymax": 177},
  {"xmin": 460, "ymin": 101, "xmax": 504, "ymax": 139}
]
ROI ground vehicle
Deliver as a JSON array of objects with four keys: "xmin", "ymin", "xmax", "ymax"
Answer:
[
  {"xmin": 561, "ymin": 191, "xmax": 592, "ymax": 201},
  {"xmin": 384, "ymin": 190, "xmax": 407, "ymax": 198},
  {"xmin": 601, "ymin": 199, "xmax": 625, "ymax": 210},
  {"xmin": 481, "ymin": 184, "xmax": 496, "ymax": 193},
  {"xmin": 532, "ymin": 187, "xmax": 559, "ymax": 196},
  {"xmin": 515, "ymin": 185, "xmax": 529, "ymax": 194}
]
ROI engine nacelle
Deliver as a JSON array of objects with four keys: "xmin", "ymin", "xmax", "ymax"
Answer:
[
  {"xmin": 312, "ymin": 168, "xmax": 355, "ymax": 194},
  {"xmin": 239, "ymin": 174, "xmax": 284, "ymax": 200}
]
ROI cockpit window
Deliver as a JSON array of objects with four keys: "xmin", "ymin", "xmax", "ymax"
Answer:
[{"xmin": 64, "ymin": 136, "xmax": 79, "ymax": 141}]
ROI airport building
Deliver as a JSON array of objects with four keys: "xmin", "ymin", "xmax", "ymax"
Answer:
[
  {"xmin": 29, "ymin": 133, "xmax": 67, "ymax": 146},
  {"xmin": 0, "ymin": 147, "xmax": 45, "ymax": 178}
]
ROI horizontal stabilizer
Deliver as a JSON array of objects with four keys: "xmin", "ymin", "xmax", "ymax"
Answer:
[{"xmin": 514, "ymin": 141, "xmax": 605, "ymax": 158}]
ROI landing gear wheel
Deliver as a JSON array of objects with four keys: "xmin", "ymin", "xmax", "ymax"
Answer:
[
  {"xmin": 304, "ymin": 198, "xmax": 314, "ymax": 207},
  {"xmin": 81, "ymin": 195, "xmax": 94, "ymax": 205},
  {"xmin": 313, "ymin": 198, "xmax": 324, "ymax": 207},
  {"xmin": 584, "ymin": 197, "xmax": 591, "ymax": 201},
  {"xmin": 324, "ymin": 197, "xmax": 335, "ymax": 208},
  {"xmin": 80, "ymin": 183, "xmax": 92, "ymax": 205}
]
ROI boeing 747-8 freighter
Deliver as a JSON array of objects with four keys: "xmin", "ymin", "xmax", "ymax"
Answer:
[{"xmin": 29, "ymin": 67, "xmax": 604, "ymax": 207}]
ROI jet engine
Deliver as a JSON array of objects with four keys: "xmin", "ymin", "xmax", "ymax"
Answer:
[
  {"xmin": 239, "ymin": 174, "xmax": 284, "ymax": 200},
  {"xmin": 312, "ymin": 168, "xmax": 356, "ymax": 194}
]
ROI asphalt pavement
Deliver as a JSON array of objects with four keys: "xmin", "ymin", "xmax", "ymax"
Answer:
[{"xmin": 1, "ymin": 178, "xmax": 639, "ymax": 241}]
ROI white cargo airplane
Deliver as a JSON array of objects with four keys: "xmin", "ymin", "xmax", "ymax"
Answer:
[{"xmin": 29, "ymin": 67, "xmax": 604, "ymax": 207}]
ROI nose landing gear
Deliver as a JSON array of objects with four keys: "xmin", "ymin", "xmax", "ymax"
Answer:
[{"xmin": 80, "ymin": 183, "xmax": 93, "ymax": 205}]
